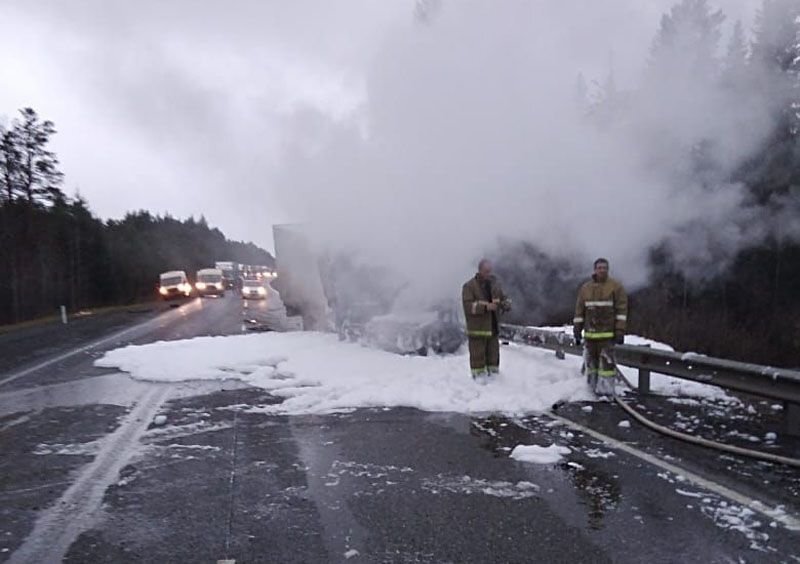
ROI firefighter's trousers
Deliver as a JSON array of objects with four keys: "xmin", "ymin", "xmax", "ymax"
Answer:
[
  {"xmin": 583, "ymin": 339, "xmax": 616, "ymax": 395},
  {"xmin": 468, "ymin": 336, "xmax": 500, "ymax": 377}
]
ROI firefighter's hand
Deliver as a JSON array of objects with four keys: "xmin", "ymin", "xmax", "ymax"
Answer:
[
  {"xmin": 615, "ymin": 332, "xmax": 625, "ymax": 345},
  {"xmin": 500, "ymin": 299, "xmax": 512, "ymax": 312},
  {"xmin": 573, "ymin": 327, "xmax": 582, "ymax": 346}
]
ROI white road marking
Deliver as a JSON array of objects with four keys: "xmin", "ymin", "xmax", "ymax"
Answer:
[
  {"xmin": 545, "ymin": 411, "xmax": 800, "ymax": 531},
  {"xmin": 8, "ymin": 385, "xmax": 171, "ymax": 564}
]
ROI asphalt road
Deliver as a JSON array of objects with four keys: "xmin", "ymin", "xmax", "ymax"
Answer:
[{"xmin": 1, "ymin": 294, "xmax": 798, "ymax": 563}]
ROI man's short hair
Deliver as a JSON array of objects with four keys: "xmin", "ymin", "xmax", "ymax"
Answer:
[
  {"xmin": 478, "ymin": 258, "xmax": 491, "ymax": 271},
  {"xmin": 594, "ymin": 258, "xmax": 609, "ymax": 268}
]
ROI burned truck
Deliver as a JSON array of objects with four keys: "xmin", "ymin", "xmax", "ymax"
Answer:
[
  {"xmin": 272, "ymin": 225, "xmax": 465, "ymax": 355},
  {"xmin": 272, "ymin": 224, "xmax": 329, "ymax": 331}
]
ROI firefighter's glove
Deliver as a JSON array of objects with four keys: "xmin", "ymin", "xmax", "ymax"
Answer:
[
  {"xmin": 500, "ymin": 299, "xmax": 512, "ymax": 313},
  {"xmin": 615, "ymin": 332, "xmax": 625, "ymax": 345},
  {"xmin": 573, "ymin": 327, "xmax": 582, "ymax": 346}
]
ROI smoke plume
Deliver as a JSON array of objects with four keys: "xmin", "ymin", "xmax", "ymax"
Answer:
[{"xmin": 273, "ymin": 1, "xmax": 792, "ymax": 318}]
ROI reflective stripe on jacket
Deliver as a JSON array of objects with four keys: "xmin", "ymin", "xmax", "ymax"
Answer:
[
  {"xmin": 573, "ymin": 276, "xmax": 628, "ymax": 339},
  {"xmin": 462, "ymin": 274, "xmax": 507, "ymax": 338}
]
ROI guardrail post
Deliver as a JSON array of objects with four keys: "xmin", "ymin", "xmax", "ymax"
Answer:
[
  {"xmin": 786, "ymin": 402, "xmax": 800, "ymax": 437},
  {"xmin": 60, "ymin": 305, "xmax": 68, "ymax": 325},
  {"xmin": 638, "ymin": 367, "xmax": 651, "ymax": 395},
  {"xmin": 638, "ymin": 344, "xmax": 651, "ymax": 395}
]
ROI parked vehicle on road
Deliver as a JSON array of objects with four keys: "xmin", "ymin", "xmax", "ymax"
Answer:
[
  {"xmin": 195, "ymin": 268, "xmax": 226, "ymax": 297},
  {"xmin": 159, "ymin": 271, "xmax": 192, "ymax": 302}
]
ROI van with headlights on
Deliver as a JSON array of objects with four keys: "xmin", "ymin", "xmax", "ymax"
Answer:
[
  {"xmin": 158, "ymin": 270, "xmax": 193, "ymax": 302},
  {"xmin": 242, "ymin": 278, "xmax": 268, "ymax": 300},
  {"xmin": 195, "ymin": 268, "xmax": 226, "ymax": 297}
]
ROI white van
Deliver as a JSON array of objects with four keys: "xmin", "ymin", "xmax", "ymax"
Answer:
[
  {"xmin": 195, "ymin": 268, "xmax": 226, "ymax": 297},
  {"xmin": 159, "ymin": 270, "xmax": 192, "ymax": 301},
  {"xmin": 242, "ymin": 278, "xmax": 268, "ymax": 300}
]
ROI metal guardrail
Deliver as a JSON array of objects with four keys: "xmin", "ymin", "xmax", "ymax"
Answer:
[
  {"xmin": 613, "ymin": 344, "xmax": 800, "ymax": 405},
  {"xmin": 500, "ymin": 323, "xmax": 800, "ymax": 434}
]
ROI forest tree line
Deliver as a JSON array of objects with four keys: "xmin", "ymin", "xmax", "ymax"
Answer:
[
  {"xmin": 0, "ymin": 108, "xmax": 273, "ymax": 324},
  {"xmin": 628, "ymin": 0, "xmax": 800, "ymax": 367}
]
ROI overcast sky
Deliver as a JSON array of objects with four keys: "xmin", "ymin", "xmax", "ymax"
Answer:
[{"xmin": 0, "ymin": 1, "xmax": 758, "ymax": 253}]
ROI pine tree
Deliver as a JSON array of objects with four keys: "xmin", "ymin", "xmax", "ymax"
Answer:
[
  {"xmin": 0, "ymin": 127, "xmax": 22, "ymax": 202},
  {"xmin": 722, "ymin": 20, "xmax": 749, "ymax": 84},
  {"xmin": 752, "ymin": 0, "xmax": 800, "ymax": 72},
  {"xmin": 638, "ymin": 0, "xmax": 727, "ymax": 186},
  {"xmin": 603, "ymin": 57, "xmax": 618, "ymax": 101},
  {"xmin": 13, "ymin": 108, "xmax": 64, "ymax": 205},
  {"xmin": 587, "ymin": 67, "xmax": 623, "ymax": 128},
  {"xmin": 741, "ymin": 0, "xmax": 800, "ymax": 201},
  {"xmin": 648, "ymin": 0, "xmax": 725, "ymax": 83},
  {"xmin": 788, "ymin": 12, "xmax": 800, "ymax": 135},
  {"xmin": 573, "ymin": 72, "xmax": 589, "ymax": 115}
]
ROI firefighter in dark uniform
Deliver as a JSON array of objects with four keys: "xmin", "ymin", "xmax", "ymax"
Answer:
[
  {"xmin": 573, "ymin": 258, "xmax": 628, "ymax": 395},
  {"xmin": 462, "ymin": 259, "xmax": 511, "ymax": 384}
]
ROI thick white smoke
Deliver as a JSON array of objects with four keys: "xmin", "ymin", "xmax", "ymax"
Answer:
[{"xmin": 274, "ymin": 1, "xmax": 784, "ymax": 308}]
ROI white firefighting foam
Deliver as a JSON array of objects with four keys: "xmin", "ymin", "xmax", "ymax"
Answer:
[{"xmin": 96, "ymin": 331, "xmax": 730, "ymax": 416}]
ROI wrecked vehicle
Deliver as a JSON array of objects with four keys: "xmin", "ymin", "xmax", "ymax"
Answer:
[
  {"xmin": 361, "ymin": 303, "xmax": 465, "ymax": 355},
  {"xmin": 338, "ymin": 300, "xmax": 467, "ymax": 356},
  {"xmin": 336, "ymin": 301, "xmax": 387, "ymax": 342},
  {"xmin": 274, "ymin": 229, "xmax": 465, "ymax": 355}
]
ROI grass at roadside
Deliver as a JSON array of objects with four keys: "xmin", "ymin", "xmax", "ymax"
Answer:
[{"xmin": 0, "ymin": 300, "xmax": 161, "ymax": 335}]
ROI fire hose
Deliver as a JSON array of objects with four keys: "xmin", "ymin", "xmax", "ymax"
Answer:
[{"xmin": 599, "ymin": 350, "xmax": 800, "ymax": 469}]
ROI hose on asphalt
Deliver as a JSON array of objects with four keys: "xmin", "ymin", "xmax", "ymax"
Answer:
[{"xmin": 600, "ymin": 350, "xmax": 800, "ymax": 469}]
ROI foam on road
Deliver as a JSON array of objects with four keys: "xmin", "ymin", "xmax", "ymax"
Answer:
[{"xmin": 95, "ymin": 331, "xmax": 732, "ymax": 416}]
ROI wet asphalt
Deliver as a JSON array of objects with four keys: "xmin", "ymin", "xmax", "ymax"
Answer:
[{"xmin": 0, "ymin": 294, "xmax": 799, "ymax": 563}]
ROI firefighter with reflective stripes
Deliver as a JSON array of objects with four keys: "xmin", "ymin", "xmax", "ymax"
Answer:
[
  {"xmin": 573, "ymin": 258, "xmax": 628, "ymax": 395},
  {"xmin": 462, "ymin": 259, "xmax": 511, "ymax": 384}
]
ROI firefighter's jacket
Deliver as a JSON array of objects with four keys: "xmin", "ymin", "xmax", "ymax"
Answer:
[
  {"xmin": 574, "ymin": 276, "xmax": 628, "ymax": 340},
  {"xmin": 462, "ymin": 274, "xmax": 508, "ymax": 338}
]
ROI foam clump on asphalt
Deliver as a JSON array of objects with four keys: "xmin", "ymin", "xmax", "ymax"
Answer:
[
  {"xmin": 510, "ymin": 444, "xmax": 571, "ymax": 464},
  {"xmin": 95, "ymin": 331, "xmax": 731, "ymax": 416},
  {"xmin": 153, "ymin": 415, "xmax": 167, "ymax": 426},
  {"xmin": 618, "ymin": 420, "xmax": 631, "ymax": 428}
]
